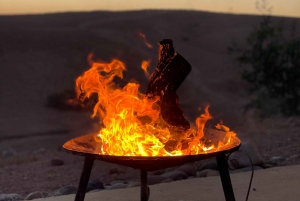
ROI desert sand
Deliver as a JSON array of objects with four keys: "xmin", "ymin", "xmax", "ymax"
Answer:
[{"xmin": 0, "ymin": 10, "xmax": 299, "ymax": 195}]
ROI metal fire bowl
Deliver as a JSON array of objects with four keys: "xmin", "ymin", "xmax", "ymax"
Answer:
[{"xmin": 63, "ymin": 129, "xmax": 241, "ymax": 171}]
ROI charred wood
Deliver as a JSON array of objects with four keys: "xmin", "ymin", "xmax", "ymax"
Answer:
[{"xmin": 145, "ymin": 39, "xmax": 192, "ymax": 150}]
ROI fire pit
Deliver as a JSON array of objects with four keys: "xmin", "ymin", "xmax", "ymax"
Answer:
[
  {"xmin": 64, "ymin": 132, "xmax": 240, "ymax": 201},
  {"xmin": 63, "ymin": 39, "xmax": 241, "ymax": 201}
]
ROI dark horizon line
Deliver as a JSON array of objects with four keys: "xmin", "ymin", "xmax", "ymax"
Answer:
[{"xmin": 0, "ymin": 8, "xmax": 299, "ymax": 19}]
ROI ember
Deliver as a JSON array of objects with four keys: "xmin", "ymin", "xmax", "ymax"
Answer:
[
  {"xmin": 138, "ymin": 32, "xmax": 153, "ymax": 48},
  {"xmin": 141, "ymin": 60, "xmax": 151, "ymax": 79},
  {"xmin": 75, "ymin": 39, "xmax": 239, "ymax": 156}
]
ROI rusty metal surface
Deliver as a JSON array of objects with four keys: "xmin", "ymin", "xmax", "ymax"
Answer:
[{"xmin": 63, "ymin": 130, "xmax": 241, "ymax": 171}]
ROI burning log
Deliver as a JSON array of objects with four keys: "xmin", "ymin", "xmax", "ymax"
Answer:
[
  {"xmin": 145, "ymin": 39, "xmax": 191, "ymax": 96},
  {"xmin": 145, "ymin": 39, "xmax": 192, "ymax": 151}
]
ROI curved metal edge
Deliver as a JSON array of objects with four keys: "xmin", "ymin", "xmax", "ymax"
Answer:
[
  {"xmin": 63, "ymin": 135, "xmax": 241, "ymax": 160},
  {"xmin": 63, "ymin": 138, "xmax": 241, "ymax": 171}
]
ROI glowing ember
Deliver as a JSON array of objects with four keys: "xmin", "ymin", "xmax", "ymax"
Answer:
[
  {"xmin": 76, "ymin": 58, "xmax": 238, "ymax": 156},
  {"xmin": 138, "ymin": 32, "xmax": 153, "ymax": 49},
  {"xmin": 141, "ymin": 60, "xmax": 151, "ymax": 79}
]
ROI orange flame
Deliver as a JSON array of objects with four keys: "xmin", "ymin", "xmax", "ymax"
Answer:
[
  {"xmin": 138, "ymin": 32, "xmax": 153, "ymax": 49},
  {"xmin": 76, "ymin": 59, "xmax": 237, "ymax": 156},
  {"xmin": 141, "ymin": 60, "xmax": 151, "ymax": 79}
]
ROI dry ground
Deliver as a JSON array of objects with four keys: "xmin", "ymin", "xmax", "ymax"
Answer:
[{"xmin": 0, "ymin": 10, "xmax": 299, "ymax": 195}]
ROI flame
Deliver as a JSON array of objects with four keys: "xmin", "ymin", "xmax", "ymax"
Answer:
[
  {"xmin": 76, "ymin": 59, "xmax": 238, "ymax": 156},
  {"xmin": 138, "ymin": 32, "xmax": 153, "ymax": 48},
  {"xmin": 141, "ymin": 60, "xmax": 151, "ymax": 79},
  {"xmin": 215, "ymin": 123, "xmax": 236, "ymax": 144},
  {"xmin": 184, "ymin": 106, "xmax": 212, "ymax": 155},
  {"xmin": 87, "ymin": 52, "xmax": 94, "ymax": 66}
]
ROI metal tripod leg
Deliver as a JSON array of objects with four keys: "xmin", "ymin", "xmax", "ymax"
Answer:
[
  {"xmin": 216, "ymin": 154, "xmax": 236, "ymax": 201},
  {"xmin": 140, "ymin": 169, "xmax": 149, "ymax": 201},
  {"xmin": 75, "ymin": 157, "xmax": 94, "ymax": 201}
]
